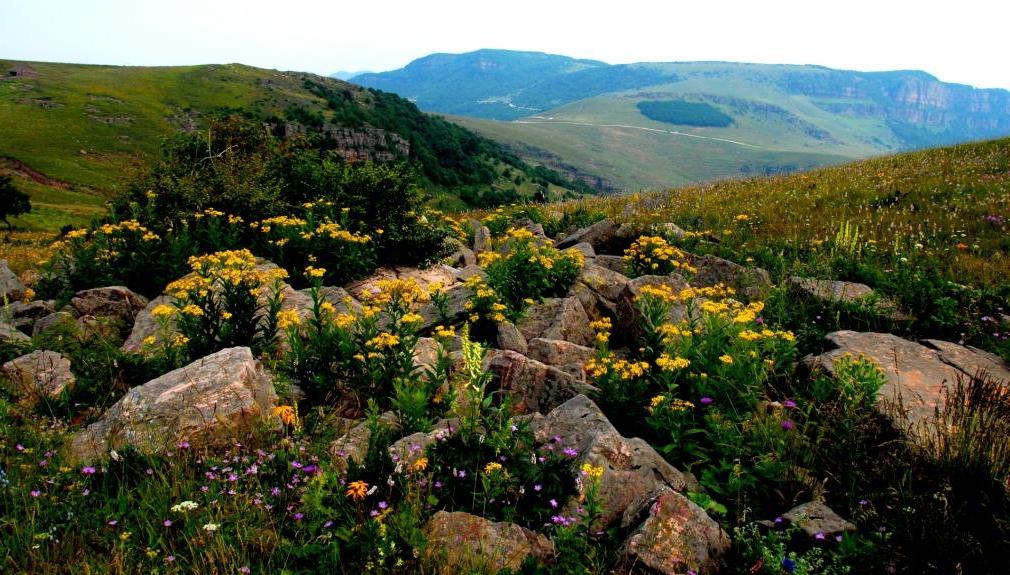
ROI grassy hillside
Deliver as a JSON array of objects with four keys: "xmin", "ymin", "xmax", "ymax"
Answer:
[
  {"xmin": 0, "ymin": 59, "xmax": 592, "ymax": 232},
  {"xmin": 356, "ymin": 52, "xmax": 1010, "ymax": 190}
]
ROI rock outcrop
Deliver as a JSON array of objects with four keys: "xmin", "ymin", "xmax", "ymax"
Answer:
[
  {"xmin": 2, "ymin": 350, "xmax": 75, "ymax": 405},
  {"xmin": 623, "ymin": 488, "xmax": 730, "ymax": 575},
  {"xmin": 69, "ymin": 347, "xmax": 277, "ymax": 461},
  {"xmin": 0, "ymin": 260, "xmax": 26, "ymax": 303},
  {"xmin": 425, "ymin": 511, "xmax": 555, "ymax": 573},
  {"xmin": 782, "ymin": 501, "xmax": 856, "ymax": 538}
]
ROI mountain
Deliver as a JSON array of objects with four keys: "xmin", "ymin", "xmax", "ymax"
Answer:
[
  {"xmin": 354, "ymin": 50, "xmax": 1010, "ymax": 190},
  {"xmin": 329, "ymin": 70, "xmax": 372, "ymax": 80},
  {"xmin": 0, "ymin": 58, "xmax": 592, "ymax": 230}
]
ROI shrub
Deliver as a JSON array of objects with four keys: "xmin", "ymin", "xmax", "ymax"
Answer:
[{"xmin": 623, "ymin": 235, "xmax": 696, "ymax": 278}]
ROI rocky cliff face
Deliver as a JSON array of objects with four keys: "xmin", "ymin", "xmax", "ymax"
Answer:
[{"xmin": 281, "ymin": 123, "xmax": 410, "ymax": 163}]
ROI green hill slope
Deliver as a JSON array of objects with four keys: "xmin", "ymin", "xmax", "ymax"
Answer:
[
  {"xmin": 0, "ymin": 59, "xmax": 592, "ymax": 231},
  {"xmin": 355, "ymin": 51, "xmax": 1010, "ymax": 190}
]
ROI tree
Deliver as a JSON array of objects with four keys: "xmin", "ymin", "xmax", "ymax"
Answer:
[{"xmin": 0, "ymin": 175, "xmax": 31, "ymax": 231}]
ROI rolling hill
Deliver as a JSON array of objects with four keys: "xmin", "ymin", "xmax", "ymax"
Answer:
[
  {"xmin": 0, "ymin": 58, "xmax": 592, "ymax": 231},
  {"xmin": 354, "ymin": 50, "xmax": 1010, "ymax": 190}
]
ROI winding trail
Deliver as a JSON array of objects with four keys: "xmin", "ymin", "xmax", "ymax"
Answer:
[{"xmin": 514, "ymin": 118, "xmax": 761, "ymax": 148}]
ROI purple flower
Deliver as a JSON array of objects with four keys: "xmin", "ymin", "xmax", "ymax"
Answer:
[
  {"xmin": 81, "ymin": 466, "xmax": 96, "ymax": 475},
  {"xmin": 293, "ymin": 513, "xmax": 304, "ymax": 521},
  {"xmin": 30, "ymin": 490, "xmax": 40, "ymax": 498},
  {"xmin": 434, "ymin": 481, "xmax": 443, "ymax": 488},
  {"xmin": 38, "ymin": 459, "xmax": 48, "ymax": 467},
  {"xmin": 780, "ymin": 419, "xmax": 795, "ymax": 431},
  {"xmin": 271, "ymin": 487, "xmax": 281, "ymax": 497},
  {"xmin": 783, "ymin": 399, "xmax": 797, "ymax": 409},
  {"xmin": 859, "ymin": 498, "xmax": 869, "ymax": 506},
  {"xmin": 15, "ymin": 444, "xmax": 24, "ymax": 451},
  {"xmin": 166, "ymin": 555, "xmax": 175, "ymax": 563},
  {"xmin": 773, "ymin": 516, "xmax": 784, "ymax": 525},
  {"xmin": 238, "ymin": 567, "xmax": 251, "ymax": 574},
  {"xmin": 533, "ymin": 484, "xmax": 542, "ymax": 492},
  {"xmin": 146, "ymin": 468, "xmax": 154, "ymax": 475},
  {"xmin": 562, "ymin": 447, "xmax": 578, "ymax": 458},
  {"xmin": 163, "ymin": 519, "xmax": 173, "ymax": 527},
  {"xmin": 178, "ymin": 440, "xmax": 190, "ymax": 449},
  {"xmin": 108, "ymin": 520, "xmax": 118, "ymax": 526},
  {"xmin": 378, "ymin": 501, "xmax": 388, "ymax": 510},
  {"xmin": 814, "ymin": 531, "xmax": 826, "ymax": 541},
  {"xmin": 549, "ymin": 498, "xmax": 558, "ymax": 508},
  {"xmin": 323, "ymin": 521, "xmax": 334, "ymax": 528},
  {"xmin": 699, "ymin": 396, "xmax": 713, "ymax": 406},
  {"xmin": 369, "ymin": 509, "xmax": 379, "ymax": 517}
]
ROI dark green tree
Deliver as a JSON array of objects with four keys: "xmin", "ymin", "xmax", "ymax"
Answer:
[{"xmin": 0, "ymin": 175, "xmax": 31, "ymax": 231}]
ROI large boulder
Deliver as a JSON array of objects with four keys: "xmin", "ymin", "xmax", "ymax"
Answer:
[
  {"xmin": 32, "ymin": 311, "xmax": 78, "ymax": 337},
  {"xmin": 557, "ymin": 218, "xmax": 619, "ymax": 251},
  {"xmin": 0, "ymin": 260, "xmax": 26, "ymax": 303},
  {"xmin": 2, "ymin": 350, "xmax": 75, "ymax": 405},
  {"xmin": 485, "ymin": 350, "xmax": 593, "ymax": 414},
  {"xmin": 807, "ymin": 331, "xmax": 1010, "ymax": 439},
  {"xmin": 416, "ymin": 283, "xmax": 472, "ymax": 330},
  {"xmin": 690, "ymin": 254, "xmax": 771, "ymax": 300},
  {"xmin": 6, "ymin": 299, "xmax": 55, "ymax": 332},
  {"xmin": 69, "ymin": 347, "xmax": 277, "ymax": 461},
  {"xmin": 496, "ymin": 322, "xmax": 529, "ymax": 355},
  {"xmin": 517, "ymin": 297, "xmax": 594, "ymax": 347},
  {"xmin": 594, "ymin": 254, "xmax": 628, "ymax": 274},
  {"xmin": 424, "ymin": 511, "xmax": 555, "ymax": 573},
  {"xmin": 788, "ymin": 276, "xmax": 909, "ymax": 320},
  {"xmin": 469, "ymin": 219, "xmax": 492, "ymax": 253},
  {"xmin": 532, "ymin": 395, "xmax": 696, "ymax": 529},
  {"xmin": 623, "ymin": 488, "xmax": 730, "ymax": 575},
  {"xmin": 70, "ymin": 286, "xmax": 148, "ymax": 326},
  {"xmin": 527, "ymin": 338, "xmax": 595, "ymax": 381}
]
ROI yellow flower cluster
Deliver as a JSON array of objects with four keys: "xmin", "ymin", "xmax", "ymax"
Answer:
[
  {"xmin": 656, "ymin": 354, "xmax": 691, "ymax": 372},
  {"xmin": 433, "ymin": 325, "xmax": 456, "ymax": 339},
  {"xmin": 151, "ymin": 304, "xmax": 175, "ymax": 319},
  {"xmin": 277, "ymin": 310, "xmax": 302, "ymax": 330},
  {"xmin": 366, "ymin": 279, "xmax": 430, "ymax": 306},
  {"xmin": 366, "ymin": 332, "xmax": 401, "ymax": 349},
  {"xmin": 483, "ymin": 462, "xmax": 504, "ymax": 475},
  {"xmin": 585, "ymin": 357, "xmax": 650, "ymax": 380},
  {"xmin": 580, "ymin": 463, "xmax": 604, "ymax": 480},
  {"xmin": 310, "ymin": 222, "xmax": 371, "ymax": 244},
  {"xmin": 738, "ymin": 328, "xmax": 795, "ymax": 342},
  {"xmin": 624, "ymin": 235, "xmax": 696, "ymax": 274},
  {"xmin": 333, "ymin": 313, "xmax": 356, "ymax": 329},
  {"xmin": 253, "ymin": 215, "xmax": 307, "ymax": 233}
]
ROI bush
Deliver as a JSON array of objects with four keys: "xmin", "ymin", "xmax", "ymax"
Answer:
[{"xmin": 623, "ymin": 235, "xmax": 696, "ymax": 278}]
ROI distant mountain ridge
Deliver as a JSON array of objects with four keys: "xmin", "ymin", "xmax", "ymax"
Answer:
[{"xmin": 351, "ymin": 49, "xmax": 1010, "ymax": 189}]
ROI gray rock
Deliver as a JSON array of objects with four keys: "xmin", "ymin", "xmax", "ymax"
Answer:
[
  {"xmin": 563, "ymin": 242, "xmax": 596, "ymax": 259},
  {"xmin": 69, "ymin": 347, "xmax": 277, "ymax": 461},
  {"xmin": 594, "ymin": 254, "xmax": 628, "ymax": 273},
  {"xmin": 690, "ymin": 254, "xmax": 771, "ymax": 300},
  {"xmin": 454, "ymin": 264, "xmax": 486, "ymax": 282},
  {"xmin": 2, "ymin": 350, "xmax": 75, "ymax": 405},
  {"xmin": 122, "ymin": 295, "xmax": 174, "ymax": 352},
  {"xmin": 496, "ymin": 322, "xmax": 528, "ymax": 354},
  {"xmin": 473, "ymin": 223, "xmax": 492, "ymax": 253},
  {"xmin": 0, "ymin": 260, "xmax": 26, "ymax": 303},
  {"xmin": 388, "ymin": 418, "xmax": 458, "ymax": 470},
  {"xmin": 532, "ymin": 395, "xmax": 696, "ymax": 529},
  {"xmin": 527, "ymin": 338, "xmax": 595, "ymax": 380},
  {"xmin": 32, "ymin": 311, "xmax": 78, "ymax": 337},
  {"xmin": 329, "ymin": 412, "xmax": 399, "ymax": 474},
  {"xmin": 557, "ymin": 218, "xmax": 618, "ymax": 251},
  {"xmin": 485, "ymin": 350, "xmax": 592, "ymax": 415},
  {"xmin": 447, "ymin": 246, "xmax": 477, "ymax": 268},
  {"xmin": 788, "ymin": 276, "xmax": 909, "ymax": 320},
  {"xmin": 807, "ymin": 331, "xmax": 1010, "ymax": 442},
  {"xmin": 623, "ymin": 488, "xmax": 730, "ymax": 575},
  {"xmin": 782, "ymin": 501, "xmax": 856, "ymax": 538},
  {"xmin": 424, "ymin": 511, "xmax": 555, "ymax": 572},
  {"xmin": 0, "ymin": 321, "xmax": 30, "ymax": 343},
  {"xmin": 417, "ymin": 283, "xmax": 472, "ymax": 330},
  {"xmin": 517, "ymin": 297, "xmax": 593, "ymax": 347},
  {"xmin": 70, "ymin": 286, "xmax": 148, "ymax": 326}
]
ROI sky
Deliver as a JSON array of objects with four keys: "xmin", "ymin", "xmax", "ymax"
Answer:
[{"xmin": 2, "ymin": 0, "xmax": 1009, "ymax": 89}]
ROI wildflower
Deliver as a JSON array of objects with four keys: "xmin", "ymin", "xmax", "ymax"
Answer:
[
  {"xmin": 718, "ymin": 354, "xmax": 734, "ymax": 365},
  {"xmin": 163, "ymin": 519, "xmax": 172, "ymax": 527},
  {"xmin": 30, "ymin": 490, "xmax": 40, "ymax": 497},
  {"xmin": 276, "ymin": 310, "xmax": 301, "ymax": 330},
  {"xmin": 580, "ymin": 463, "xmax": 604, "ymax": 480},
  {"xmin": 273, "ymin": 405, "xmax": 298, "ymax": 426},
  {"xmin": 203, "ymin": 523, "xmax": 219, "ymax": 533},
  {"xmin": 346, "ymin": 480, "xmax": 369, "ymax": 500},
  {"xmin": 783, "ymin": 399, "xmax": 797, "ymax": 409},
  {"xmin": 656, "ymin": 354, "xmax": 690, "ymax": 372},
  {"xmin": 782, "ymin": 558, "xmax": 797, "ymax": 573},
  {"xmin": 700, "ymin": 396, "xmax": 713, "ymax": 406},
  {"xmin": 81, "ymin": 466, "xmax": 96, "ymax": 475},
  {"xmin": 171, "ymin": 501, "xmax": 199, "ymax": 513},
  {"xmin": 412, "ymin": 457, "xmax": 429, "ymax": 472},
  {"xmin": 239, "ymin": 567, "xmax": 251, "ymax": 574},
  {"xmin": 780, "ymin": 419, "xmax": 795, "ymax": 431},
  {"xmin": 151, "ymin": 304, "xmax": 175, "ymax": 319},
  {"xmin": 181, "ymin": 304, "xmax": 204, "ymax": 317},
  {"xmin": 562, "ymin": 447, "xmax": 578, "ymax": 458},
  {"xmin": 483, "ymin": 462, "xmax": 504, "ymax": 474}
]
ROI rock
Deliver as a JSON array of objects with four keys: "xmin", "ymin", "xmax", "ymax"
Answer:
[
  {"xmin": 32, "ymin": 311, "xmax": 78, "ymax": 337},
  {"xmin": 70, "ymin": 286, "xmax": 148, "ymax": 325},
  {"xmin": 346, "ymin": 265, "xmax": 458, "ymax": 301},
  {"xmin": 527, "ymin": 338, "xmax": 595, "ymax": 380},
  {"xmin": 616, "ymin": 275, "xmax": 689, "ymax": 342},
  {"xmin": 517, "ymin": 297, "xmax": 594, "ymax": 347},
  {"xmin": 576, "ymin": 262, "xmax": 630, "ymax": 303},
  {"xmin": 594, "ymin": 254, "xmax": 627, "ymax": 274},
  {"xmin": 388, "ymin": 418, "xmax": 457, "ymax": 470},
  {"xmin": 329, "ymin": 412, "xmax": 399, "ymax": 474},
  {"xmin": 623, "ymin": 489, "xmax": 730, "ymax": 575},
  {"xmin": 417, "ymin": 283, "xmax": 472, "ymax": 330},
  {"xmin": 455, "ymin": 264, "xmax": 486, "ymax": 282},
  {"xmin": 557, "ymin": 218, "xmax": 618, "ymax": 251},
  {"xmin": 690, "ymin": 254, "xmax": 771, "ymax": 300},
  {"xmin": 0, "ymin": 322, "xmax": 30, "ymax": 343},
  {"xmin": 807, "ymin": 331, "xmax": 1010, "ymax": 439},
  {"xmin": 788, "ymin": 276, "xmax": 909, "ymax": 320},
  {"xmin": 655, "ymin": 222, "xmax": 687, "ymax": 240},
  {"xmin": 563, "ymin": 242, "xmax": 596, "ymax": 259},
  {"xmin": 122, "ymin": 295, "xmax": 174, "ymax": 352},
  {"xmin": 0, "ymin": 260, "xmax": 26, "ymax": 303},
  {"xmin": 485, "ymin": 350, "xmax": 592, "ymax": 415},
  {"xmin": 69, "ymin": 347, "xmax": 277, "ymax": 462},
  {"xmin": 447, "ymin": 246, "xmax": 477, "ymax": 268},
  {"xmin": 312, "ymin": 286, "xmax": 363, "ymax": 316},
  {"xmin": 496, "ymin": 322, "xmax": 528, "ymax": 354},
  {"xmin": 2, "ymin": 350, "xmax": 75, "ymax": 405},
  {"xmin": 424, "ymin": 511, "xmax": 555, "ymax": 573},
  {"xmin": 782, "ymin": 501, "xmax": 856, "ymax": 538},
  {"xmin": 532, "ymin": 395, "xmax": 696, "ymax": 529},
  {"xmin": 472, "ymin": 223, "xmax": 492, "ymax": 253},
  {"xmin": 413, "ymin": 337, "xmax": 441, "ymax": 373},
  {"xmin": 8, "ymin": 299, "xmax": 55, "ymax": 326}
]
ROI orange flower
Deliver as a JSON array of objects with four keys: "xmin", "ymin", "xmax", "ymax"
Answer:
[
  {"xmin": 273, "ymin": 405, "xmax": 297, "ymax": 426},
  {"xmin": 345, "ymin": 480, "xmax": 369, "ymax": 500}
]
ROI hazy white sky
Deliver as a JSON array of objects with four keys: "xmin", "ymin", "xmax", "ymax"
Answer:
[{"xmin": 2, "ymin": 0, "xmax": 1008, "ymax": 89}]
